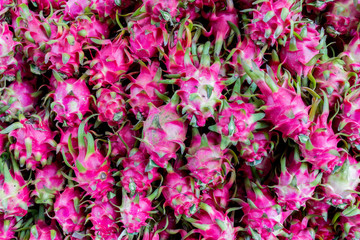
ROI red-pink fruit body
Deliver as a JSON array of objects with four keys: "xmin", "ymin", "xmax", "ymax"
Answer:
[
  {"xmin": 0, "ymin": 215, "xmax": 16, "ymax": 239},
  {"xmin": 89, "ymin": 198, "xmax": 120, "ymax": 235},
  {"xmin": 29, "ymin": 221, "xmax": 62, "ymax": 240},
  {"xmin": 54, "ymin": 188, "xmax": 86, "ymax": 234},
  {"xmin": 63, "ymin": 0, "xmax": 90, "ymax": 20},
  {"xmin": 343, "ymin": 33, "xmax": 360, "ymax": 72},
  {"xmin": 0, "ymin": 22, "xmax": 18, "ymax": 79},
  {"xmin": 237, "ymin": 131, "xmax": 272, "ymax": 165},
  {"xmin": 107, "ymin": 122, "xmax": 138, "ymax": 158}
]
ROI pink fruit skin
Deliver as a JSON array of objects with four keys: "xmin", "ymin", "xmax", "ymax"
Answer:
[
  {"xmin": 29, "ymin": 221, "xmax": 62, "ymax": 240},
  {"xmin": 108, "ymin": 122, "xmax": 138, "ymax": 158},
  {"xmin": 0, "ymin": 22, "xmax": 17, "ymax": 78},
  {"xmin": 0, "ymin": 215, "xmax": 16, "ymax": 239},
  {"xmin": 63, "ymin": 0, "xmax": 90, "ymax": 21},
  {"xmin": 54, "ymin": 188, "xmax": 86, "ymax": 234},
  {"xmin": 343, "ymin": 33, "xmax": 360, "ymax": 72},
  {"xmin": 90, "ymin": 198, "xmax": 120, "ymax": 234}
]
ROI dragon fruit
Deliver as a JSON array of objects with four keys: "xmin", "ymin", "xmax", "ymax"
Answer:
[
  {"xmin": 0, "ymin": 161, "xmax": 31, "ymax": 218},
  {"xmin": 284, "ymin": 218, "xmax": 315, "ymax": 240},
  {"xmin": 279, "ymin": 23, "xmax": 324, "ymax": 77},
  {"xmin": 54, "ymin": 187, "xmax": 86, "ymax": 234},
  {"xmin": 120, "ymin": 148, "xmax": 159, "ymax": 195},
  {"xmin": 0, "ymin": 22, "xmax": 18, "ymax": 80},
  {"xmin": 29, "ymin": 220, "xmax": 62, "ymax": 240},
  {"xmin": 186, "ymin": 131, "xmax": 232, "ymax": 187},
  {"xmin": 0, "ymin": 215, "xmax": 16, "ymax": 239},
  {"xmin": 128, "ymin": 16, "xmax": 166, "ymax": 60},
  {"xmin": 50, "ymin": 77, "xmax": 91, "ymax": 127},
  {"xmin": 96, "ymin": 86, "xmax": 127, "ymax": 127},
  {"xmin": 245, "ymin": 0, "xmax": 301, "ymax": 46},
  {"xmin": 127, "ymin": 60, "xmax": 166, "ymax": 118},
  {"xmin": 243, "ymin": 61, "xmax": 311, "ymax": 141},
  {"xmin": 342, "ymin": 32, "xmax": 360, "ymax": 73},
  {"xmin": 73, "ymin": 123, "xmax": 114, "ymax": 200},
  {"xmin": 87, "ymin": 36, "xmax": 133, "ymax": 88},
  {"xmin": 89, "ymin": 0, "xmax": 127, "ymax": 19},
  {"xmin": 143, "ymin": 0, "xmax": 179, "ymax": 23},
  {"xmin": 32, "ymin": 163, "xmax": 65, "ymax": 205},
  {"xmin": 274, "ymin": 153, "xmax": 322, "ymax": 210},
  {"xmin": 339, "ymin": 206, "xmax": 360, "ymax": 239},
  {"xmin": 107, "ymin": 121, "xmax": 138, "ymax": 158},
  {"xmin": 163, "ymin": 168, "xmax": 200, "ymax": 217},
  {"xmin": 5, "ymin": 114, "xmax": 57, "ymax": 169},
  {"xmin": 141, "ymin": 96, "xmax": 188, "ymax": 168},
  {"xmin": 0, "ymin": 79, "xmax": 39, "ymax": 120},
  {"xmin": 63, "ymin": 0, "xmax": 90, "ymax": 21}
]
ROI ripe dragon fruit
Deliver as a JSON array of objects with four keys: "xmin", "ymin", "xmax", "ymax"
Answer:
[
  {"xmin": 73, "ymin": 123, "xmax": 114, "ymax": 200},
  {"xmin": 53, "ymin": 187, "xmax": 86, "ymax": 234},
  {"xmin": 63, "ymin": 0, "xmax": 90, "ymax": 21},
  {"xmin": 5, "ymin": 114, "xmax": 57, "ymax": 169},
  {"xmin": 32, "ymin": 163, "xmax": 65, "ymax": 205},
  {"xmin": 87, "ymin": 36, "xmax": 133, "ymax": 88},
  {"xmin": 141, "ymin": 96, "xmax": 188, "ymax": 168},
  {"xmin": 120, "ymin": 148, "xmax": 160, "ymax": 195},
  {"xmin": 243, "ymin": 61, "xmax": 311, "ymax": 141},
  {"xmin": 0, "ymin": 215, "xmax": 17, "ymax": 239},
  {"xmin": 49, "ymin": 77, "xmax": 92, "ymax": 127},
  {"xmin": 0, "ymin": 22, "xmax": 18, "ymax": 80},
  {"xmin": 143, "ymin": 0, "xmax": 179, "ymax": 23},
  {"xmin": 342, "ymin": 32, "xmax": 360, "ymax": 73},
  {"xmin": 339, "ymin": 205, "xmax": 360, "ymax": 239},
  {"xmin": 89, "ymin": 0, "xmax": 128, "ymax": 19},
  {"xmin": 0, "ymin": 79, "xmax": 39, "ymax": 120},
  {"xmin": 283, "ymin": 218, "xmax": 315, "ymax": 240},
  {"xmin": 127, "ymin": 60, "xmax": 166, "ymax": 118},
  {"xmin": 273, "ymin": 153, "xmax": 322, "ymax": 210},
  {"xmin": 279, "ymin": 23, "xmax": 324, "ymax": 77},
  {"xmin": 0, "ymin": 161, "xmax": 31, "ymax": 218},
  {"xmin": 163, "ymin": 168, "xmax": 200, "ymax": 217},
  {"xmin": 96, "ymin": 85, "xmax": 127, "ymax": 127},
  {"xmin": 245, "ymin": 0, "xmax": 301, "ymax": 46},
  {"xmin": 128, "ymin": 16, "xmax": 166, "ymax": 60},
  {"xmin": 186, "ymin": 131, "xmax": 232, "ymax": 187},
  {"xmin": 29, "ymin": 220, "xmax": 62, "ymax": 240}
]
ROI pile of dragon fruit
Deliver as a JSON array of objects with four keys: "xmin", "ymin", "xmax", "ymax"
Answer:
[{"xmin": 2, "ymin": 0, "xmax": 360, "ymax": 239}]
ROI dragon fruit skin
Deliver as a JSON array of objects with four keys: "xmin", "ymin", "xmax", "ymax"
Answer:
[
  {"xmin": 0, "ymin": 163, "xmax": 31, "ymax": 219},
  {"xmin": 29, "ymin": 221, "xmax": 62, "ymax": 240},
  {"xmin": 237, "ymin": 131, "xmax": 272, "ymax": 165},
  {"xmin": 32, "ymin": 163, "xmax": 65, "ymax": 205},
  {"xmin": 89, "ymin": 198, "xmax": 120, "ymax": 235},
  {"xmin": 128, "ymin": 17, "xmax": 165, "ymax": 60},
  {"xmin": 339, "ymin": 206, "xmax": 360, "ymax": 239},
  {"xmin": 96, "ymin": 86, "xmax": 126, "ymax": 127},
  {"xmin": 186, "ymin": 132, "xmax": 231, "ymax": 187},
  {"xmin": 143, "ymin": 0, "xmax": 179, "ymax": 22},
  {"xmin": 343, "ymin": 32, "xmax": 360, "ymax": 73},
  {"xmin": 0, "ymin": 215, "xmax": 16, "ymax": 239},
  {"xmin": 54, "ymin": 187, "xmax": 86, "ymax": 234},
  {"xmin": 120, "ymin": 191, "xmax": 153, "ymax": 234},
  {"xmin": 120, "ymin": 148, "xmax": 160, "ymax": 195},
  {"xmin": 279, "ymin": 24, "xmax": 323, "ymax": 77},
  {"xmin": 246, "ymin": 0, "xmax": 300, "ymax": 46},
  {"xmin": 63, "ymin": 0, "xmax": 90, "ymax": 21},
  {"xmin": 163, "ymin": 171, "xmax": 200, "ymax": 217},
  {"xmin": 141, "ymin": 99, "xmax": 188, "ymax": 168},
  {"xmin": 1, "ymin": 80, "xmax": 38, "ymax": 119},
  {"xmin": 325, "ymin": 0, "xmax": 360, "ymax": 37},
  {"xmin": 107, "ymin": 122, "xmax": 138, "ymax": 158},
  {"xmin": 8, "ymin": 115, "xmax": 57, "ymax": 170},
  {"xmin": 322, "ymin": 155, "xmax": 360, "ymax": 205},
  {"xmin": 274, "ymin": 155, "xmax": 322, "ymax": 210},
  {"xmin": 284, "ymin": 218, "xmax": 315, "ymax": 240},
  {"xmin": 89, "ymin": 0, "xmax": 128, "ymax": 19},
  {"xmin": 50, "ymin": 78, "xmax": 91, "ymax": 127},
  {"xmin": 0, "ymin": 22, "xmax": 18, "ymax": 79},
  {"xmin": 128, "ymin": 60, "xmax": 166, "ymax": 118},
  {"xmin": 88, "ymin": 37, "xmax": 133, "ymax": 88}
]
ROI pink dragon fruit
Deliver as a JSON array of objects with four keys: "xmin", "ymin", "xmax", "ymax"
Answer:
[
  {"xmin": 128, "ymin": 16, "xmax": 166, "ymax": 60},
  {"xmin": 240, "ymin": 179, "xmax": 292, "ymax": 239},
  {"xmin": 143, "ymin": 0, "xmax": 179, "ymax": 23},
  {"xmin": 73, "ymin": 124, "xmax": 114, "ymax": 200},
  {"xmin": 339, "ymin": 206, "xmax": 360, "ymax": 239},
  {"xmin": 120, "ymin": 148, "xmax": 160, "ymax": 195},
  {"xmin": 322, "ymin": 155, "xmax": 360, "ymax": 205},
  {"xmin": 246, "ymin": 0, "xmax": 301, "ymax": 46},
  {"xmin": 274, "ymin": 153, "xmax": 322, "ymax": 210},
  {"xmin": 96, "ymin": 86, "xmax": 126, "ymax": 127},
  {"xmin": 342, "ymin": 32, "xmax": 360, "ymax": 73},
  {"xmin": 87, "ymin": 36, "xmax": 133, "ymax": 88},
  {"xmin": 176, "ymin": 47, "xmax": 224, "ymax": 127},
  {"xmin": 50, "ymin": 77, "xmax": 92, "ymax": 127},
  {"xmin": 186, "ymin": 131, "xmax": 232, "ymax": 187},
  {"xmin": 209, "ymin": 99, "xmax": 263, "ymax": 148},
  {"xmin": 0, "ymin": 161, "xmax": 31, "ymax": 218},
  {"xmin": 283, "ymin": 218, "xmax": 315, "ymax": 240},
  {"xmin": 119, "ymin": 189, "xmax": 155, "ymax": 234},
  {"xmin": 300, "ymin": 94, "xmax": 342, "ymax": 172},
  {"xmin": 54, "ymin": 187, "xmax": 86, "ymax": 234},
  {"xmin": 141, "ymin": 96, "xmax": 188, "ymax": 168},
  {"xmin": 184, "ymin": 202, "xmax": 238, "ymax": 239},
  {"xmin": 89, "ymin": 198, "xmax": 120, "ymax": 237},
  {"xmin": 127, "ymin": 60, "xmax": 166, "ymax": 118},
  {"xmin": 89, "ymin": 0, "xmax": 128, "ymax": 19},
  {"xmin": 325, "ymin": 0, "xmax": 360, "ymax": 36},
  {"xmin": 107, "ymin": 121, "xmax": 139, "ymax": 158},
  {"xmin": 309, "ymin": 215, "xmax": 336, "ymax": 239},
  {"xmin": 6, "ymin": 114, "xmax": 57, "ymax": 169},
  {"xmin": 163, "ymin": 169, "xmax": 200, "ymax": 217},
  {"xmin": 63, "ymin": 0, "xmax": 90, "ymax": 20},
  {"xmin": 279, "ymin": 23, "xmax": 324, "ymax": 77},
  {"xmin": 0, "ymin": 215, "xmax": 17, "ymax": 239},
  {"xmin": 32, "ymin": 163, "xmax": 65, "ymax": 205},
  {"xmin": 70, "ymin": 15, "xmax": 109, "ymax": 46},
  {"xmin": 31, "ymin": 0, "xmax": 66, "ymax": 12},
  {"xmin": 29, "ymin": 220, "xmax": 62, "ymax": 240},
  {"xmin": 243, "ymin": 61, "xmax": 311, "ymax": 141},
  {"xmin": 231, "ymin": 36, "xmax": 264, "ymax": 76},
  {"xmin": 0, "ymin": 22, "xmax": 18, "ymax": 80},
  {"xmin": 0, "ymin": 79, "xmax": 39, "ymax": 119}
]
